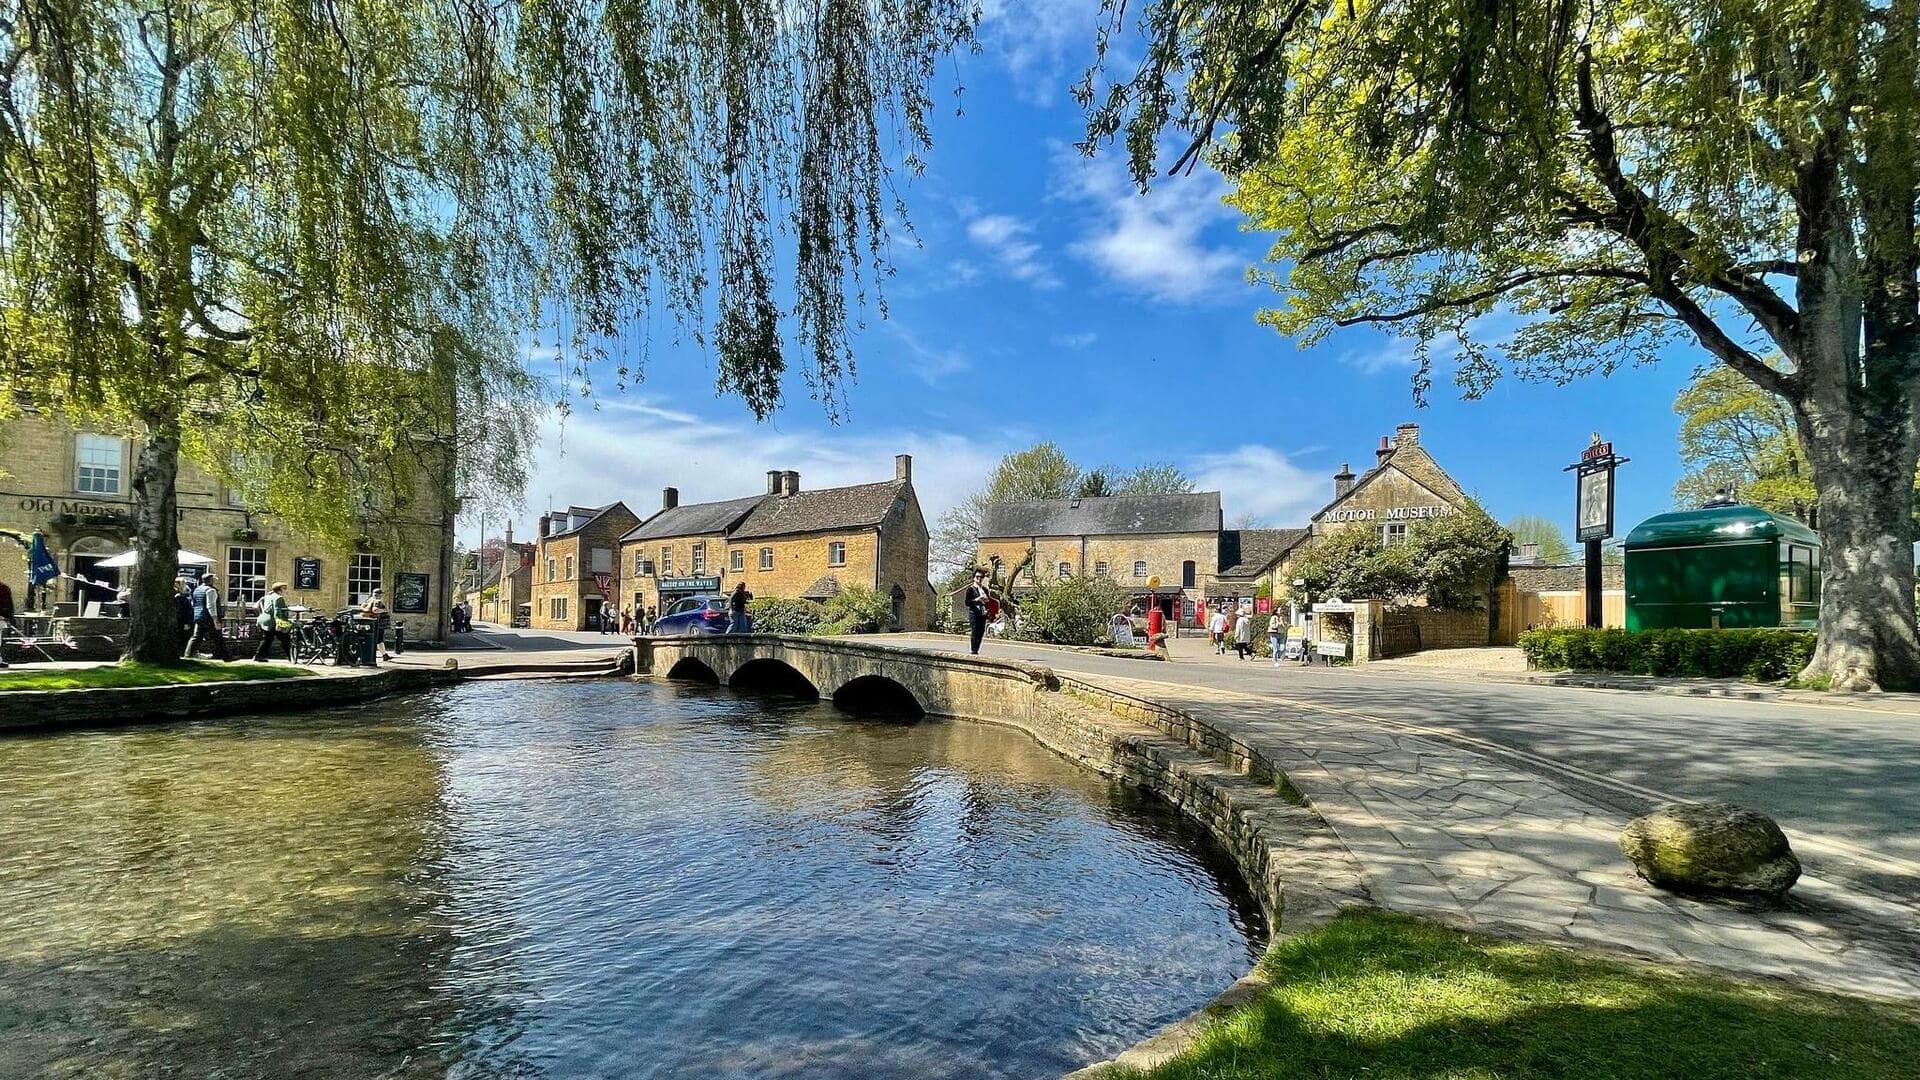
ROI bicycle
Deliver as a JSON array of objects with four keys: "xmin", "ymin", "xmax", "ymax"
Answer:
[{"xmin": 291, "ymin": 612, "xmax": 346, "ymax": 665}]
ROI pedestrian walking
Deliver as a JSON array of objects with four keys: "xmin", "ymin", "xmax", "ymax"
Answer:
[
  {"xmin": 1208, "ymin": 606, "xmax": 1229, "ymax": 655},
  {"xmin": 964, "ymin": 569, "xmax": 991, "ymax": 655},
  {"xmin": 253, "ymin": 582, "xmax": 294, "ymax": 661},
  {"xmin": 360, "ymin": 587, "xmax": 391, "ymax": 661},
  {"xmin": 644, "ymin": 606, "xmax": 656, "ymax": 634},
  {"xmin": 1233, "ymin": 609, "xmax": 1253, "ymax": 660},
  {"xmin": 173, "ymin": 578, "xmax": 194, "ymax": 649},
  {"xmin": 729, "ymin": 582, "xmax": 753, "ymax": 633},
  {"xmin": 184, "ymin": 575, "xmax": 232, "ymax": 661},
  {"xmin": 1268, "ymin": 614, "xmax": 1286, "ymax": 668}
]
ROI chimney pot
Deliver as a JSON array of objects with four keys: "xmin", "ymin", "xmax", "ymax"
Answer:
[
  {"xmin": 538, "ymin": 514, "xmax": 551, "ymax": 539},
  {"xmin": 767, "ymin": 470, "xmax": 782, "ymax": 495},
  {"xmin": 1333, "ymin": 462, "xmax": 1356, "ymax": 500},
  {"xmin": 895, "ymin": 453, "xmax": 913, "ymax": 482},
  {"xmin": 1395, "ymin": 422, "xmax": 1421, "ymax": 446},
  {"xmin": 1376, "ymin": 435, "xmax": 1393, "ymax": 463},
  {"xmin": 662, "ymin": 486, "xmax": 679, "ymax": 511},
  {"xmin": 781, "ymin": 470, "xmax": 800, "ymax": 497}
]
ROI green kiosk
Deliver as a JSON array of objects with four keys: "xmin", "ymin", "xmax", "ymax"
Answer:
[{"xmin": 1623, "ymin": 500, "xmax": 1820, "ymax": 630}]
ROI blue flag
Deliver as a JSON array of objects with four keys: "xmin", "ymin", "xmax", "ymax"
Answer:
[{"xmin": 27, "ymin": 533, "xmax": 58, "ymax": 587}]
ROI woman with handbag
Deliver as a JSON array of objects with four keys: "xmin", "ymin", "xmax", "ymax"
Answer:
[{"xmin": 253, "ymin": 582, "xmax": 295, "ymax": 662}]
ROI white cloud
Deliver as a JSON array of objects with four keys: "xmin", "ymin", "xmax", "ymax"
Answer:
[
  {"xmin": 1053, "ymin": 147, "xmax": 1245, "ymax": 304},
  {"xmin": 966, "ymin": 213, "xmax": 1061, "ymax": 288},
  {"xmin": 887, "ymin": 323, "xmax": 972, "ymax": 384},
  {"xmin": 1187, "ymin": 444, "xmax": 1327, "ymax": 527},
  {"xmin": 486, "ymin": 402, "xmax": 1003, "ymax": 551},
  {"xmin": 977, "ymin": 0, "xmax": 1107, "ymax": 106},
  {"xmin": 1050, "ymin": 331, "xmax": 1097, "ymax": 349}
]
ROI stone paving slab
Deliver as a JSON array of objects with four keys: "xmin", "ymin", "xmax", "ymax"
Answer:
[{"xmin": 1082, "ymin": 672, "xmax": 1920, "ymax": 1001}]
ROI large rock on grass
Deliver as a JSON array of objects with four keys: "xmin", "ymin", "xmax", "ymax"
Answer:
[{"xmin": 1619, "ymin": 801, "xmax": 1801, "ymax": 902}]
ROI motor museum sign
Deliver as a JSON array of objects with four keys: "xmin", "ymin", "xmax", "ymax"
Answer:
[{"xmin": 1321, "ymin": 505, "xmax": 1455, "ymax": 523}]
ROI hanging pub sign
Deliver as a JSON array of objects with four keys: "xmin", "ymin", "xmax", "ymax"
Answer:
[
  {"xmin": 1567, "ymin": 434, "xmax": 1629, "ymax": 543},
  {"xmin": 293, "ymin": 557, "xmax": 321, "ymax": 590},
  {"xmin": 392, "ymin": 571, "xmax": 430, "ymax": 614}
]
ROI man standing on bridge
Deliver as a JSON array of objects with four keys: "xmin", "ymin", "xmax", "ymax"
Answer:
[{"xmin": 729, "ymin": 582, "xmax": 753, "ymax": 634}]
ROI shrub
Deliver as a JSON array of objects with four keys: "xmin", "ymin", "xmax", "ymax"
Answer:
[
  {"xmin": 1517, "ymin": 628, "xmax": 1816, "ymax": 681},
  {"xmin": 747, "ymin": 597, "xmax": 826, "ymax": 636},
  {"xmin": 822, "ymin": 585, "xmax": 894, "ymax": 633},
  {"xmin": 1018, "ymin": 574, "xmax": 1131, "ymax": 645}
]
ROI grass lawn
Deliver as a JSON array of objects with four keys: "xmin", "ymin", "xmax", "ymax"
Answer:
[
  {"xmin": 0, "ymin": 660, "xmax": 313, "ymax": 692},
  {"xmin": 1126, "ymin": 909, "xmax": 1920, "ymax": 1080}
]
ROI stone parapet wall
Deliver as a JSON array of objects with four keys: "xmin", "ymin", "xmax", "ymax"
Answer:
[{"xmin": 0, "ymin": 666, "xmax": 458, "ymax": 734}]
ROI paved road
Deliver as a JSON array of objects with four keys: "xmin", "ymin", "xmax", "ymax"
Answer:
[{"xmin": 881, "ymin": 635, "xmax": 1920, "ymax": 899}]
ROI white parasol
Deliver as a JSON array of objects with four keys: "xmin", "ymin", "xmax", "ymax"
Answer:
[{"xmin": 92, "ymin": 548, "xmax": 216, "ymax": 569}]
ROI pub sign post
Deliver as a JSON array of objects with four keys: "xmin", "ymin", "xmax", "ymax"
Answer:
[{"xmin": 1564, "ymin": 435, "xmax": 1629, "ymax": 628}]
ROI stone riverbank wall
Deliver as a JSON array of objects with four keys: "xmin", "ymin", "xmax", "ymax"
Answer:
[{"xmin": 0, "ymin": 666, "xmax": 460, "ymax": 734}]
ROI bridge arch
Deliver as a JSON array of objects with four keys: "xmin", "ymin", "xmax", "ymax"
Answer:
[
  {"xmin": 831, "ymin": 674, "xmax": 924, "ymax": 719},
  {"xmin": 729, "ymin": 657, "xmax": 820, "ymax": 699},
  {"xmin": 665, "ymin": 656, "xmax": 722, "ymax": 685}
]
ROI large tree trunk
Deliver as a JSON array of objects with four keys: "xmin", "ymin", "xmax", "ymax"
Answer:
[
  {"xmin": 1796, "ymin": 389, "xmax": 1920, "ymax": 691},
  {"xmin": 126, "ymin": 420, "xmax": 184, "ymax": 664}
]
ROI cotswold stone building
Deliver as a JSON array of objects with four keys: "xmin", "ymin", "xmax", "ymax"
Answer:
[
  {"xmin": 527, "ymin": 502, "xmax": 642, "ymax": 631},
  {"xmin": 0, "ymin": 414, "xmax": 456, "ymax": 640},
  {"xmin": 619, "ymin": 455, "xmax": 932, "ymax": 631}
]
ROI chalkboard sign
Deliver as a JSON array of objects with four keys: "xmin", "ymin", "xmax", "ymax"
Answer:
[
  {"xmin": 293, "ymin": 557, "xmax": 321, "ymax": 590},
  {"xmin": 393, "ymin": 572, "xmax": 430, "ymax": 614}
]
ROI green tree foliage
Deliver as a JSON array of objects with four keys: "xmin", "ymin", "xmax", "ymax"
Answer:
[
  {"xmin": 747, "ymin": 597, "xmax": 827, "ymax": 636},
  {"xmin": 821, "ymin": 584, "xmax": 894, "ymax": 634},
  {"xmin": 1082, "ymin": 0, "xmax": 1920, "ymax": 689},
  {"xmin": 1290, "ymin": 508, "xmax": 1508, "ymax": 611},
  {"xmin": 1673, "ymin": 366, "xmax": 1818, "ymax": 521},
  {"xmin": 0, "ymin": 0, "xmax": 973, "ymax": 661},
  {"xmin": 1078, "ymin": 469, "xmax": 1113, "ymax": 498},
  {"xmin": 1015, "ymin": 574, "xmax": 1132, "ymax": 646},
  {"xmin": 1113, "ymin": 462, "xmax": 1195, "ymax": 495},
  {"xmin": 1506, "ymin": 515, "xmax": 1574, "ymax": 563}
]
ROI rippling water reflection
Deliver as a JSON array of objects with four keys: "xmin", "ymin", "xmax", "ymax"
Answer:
[{"xmin": 0, "ymin": 679, "xmax": 1264, "ymax": 1078}]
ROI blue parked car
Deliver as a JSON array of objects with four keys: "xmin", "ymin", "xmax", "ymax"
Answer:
[{"xmin": 653, "ymin": 594, "xmax": 733, "ymax": 636}]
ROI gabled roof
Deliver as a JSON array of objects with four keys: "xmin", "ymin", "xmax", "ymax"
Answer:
[
  {"xmin": 548, "ymin": 501, "xmax": 634, "ymax": 539},
  {"xmin": 622, "ymin": 494, "xmax": 765, "ymax": 542},
  {"xmin": 730, "ymin": 479, "xmax": 909, "ymax": 540},
  {"xmin": 979, "ymin": 491, "xmax": 1222, "ymax": 539},
  {"xmin": 801, "ymin": 574, "xmax": 843, "ymax": 601},
  {"xmin": 1312, "ymin": 443, "xmax": 1470, "ymax": 523},
  {"xmin": 1217, "ymin": 528, "xmax": 1312, "ymax": 579}
]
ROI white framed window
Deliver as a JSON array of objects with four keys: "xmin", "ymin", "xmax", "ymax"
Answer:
[
  {"xmin": 226, "ymin": 546, "xmax": 268, "ymax": 604},
  {"xmin": 349, "ymin": 553, "xmax": 383, "ymax": 603},
  {"xmin": 634, "ymin": 550, "xmax": 647, "ymax": 577},
  {"xmin": 550, "ymin": 596, "xmax": 568, "ymax": 621},
  {"xmin": 1378, "ymin": 523, "xmax": 1408, "ymax": 545},
  {"xmin": 546, "ymin": 557, "xmax": 556, "ymax": 582},
  {"xmin": 828, "ymin": 542, "xmax": 846, "ymax": 566},
  {"xmin": 692, "ymin": 543, "xmax": 706, "ymax": 574},
  {"xmin": 564, "ymin": 555, "xmax": 574, "ymax": 579},
  {"xmin": 1094, "ymin": 561, "xmax": 1109, "ymax": 577},
  {"xmin": 759, "ymin": 547, "xmax": 774, "ymax": 570},
  {"xmin": 660, "ymin": 545, "xmax": 673, "ymax": 574},
  {"xmin": 1133, "ymin": 560, "xmax": 1148, "ymax": 578},
  {"xmin": 730, "ymin": 549, "xmax": 745, "ymax": 572},
  {"xmin": 1057, "ymin": 561, "xmax": 1071, "ymax": 579},
  {"xmin": 74, "ymin": 434, "xmax": 124, "ymax": 495}
]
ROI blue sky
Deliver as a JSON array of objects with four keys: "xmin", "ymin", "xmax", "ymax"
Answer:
[{"xmin": 478, "ymin": 2, "xmax": 1703, "ymax": 553}]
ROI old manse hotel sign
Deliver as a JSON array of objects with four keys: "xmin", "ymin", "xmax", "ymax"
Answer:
[{"xmin": 1321, "ymin": 504, "xmax": 1455, "ymax": 523}]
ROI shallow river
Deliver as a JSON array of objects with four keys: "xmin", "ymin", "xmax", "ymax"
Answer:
[{"xmin": 0, "ymin": 679, "xmax": 1264, "ymax": 1079}]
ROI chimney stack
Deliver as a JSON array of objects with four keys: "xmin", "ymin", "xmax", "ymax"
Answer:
[
  {"xmin": 1376, "ymin": 435, "xmax": 1393, "ymax": 464},
  {"xmin": 1395, "ymin": 422, "xmax": 1421, "ymax": 447},
  {"xmin": 538, "ymin": 513, "xmax": 551, "ymax": 539},
  {"xmin": 767, "ymin": 469, "xmax": 782, "ymax": 495},
  {"xmin": 1519, "ymin": 542, "xmax": 1540, "ymax": 562},
  {"xmin": 781, "ymin": 470, "xmax": 800, "ymax": 498},
  {"xmin": 1333, "ymin": 463, "xmax": 1356, "ymax": 500},
  {"xmin": 662, "ymin": 486, "xmax": 679, "ymax": 510},
  {"xmin": 895, "ymin": 453, "xmax": 913, "ymax": 482},
  {"xmin": 504, "ymin": 522, "xmax": 514, "ymax": 543}
]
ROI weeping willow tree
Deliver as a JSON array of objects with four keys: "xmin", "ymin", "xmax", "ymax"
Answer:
[
  {"xmin": 1079, "ymin": 0, "xmax": 1920, "ymax": 690},
  {"xmin": 0, "ymin": 0, "xmax": 974, "ymax": 661}
]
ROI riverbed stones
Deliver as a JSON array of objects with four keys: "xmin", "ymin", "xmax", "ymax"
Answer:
[{"xmin": 1619, "ymin": 801, "xmax": 1801, "ymax": 902}]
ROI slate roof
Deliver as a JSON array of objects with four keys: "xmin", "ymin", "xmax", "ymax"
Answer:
[
  {"xmin": 476, "ymin": 544, "xmax": 533, "ymax": 587},
  {"xmin": 730, "ymin": 479, "xmax": 910, "ymax": 540},
  {"xmin": 801, "ymin": 574, "xmax": 843, "ymax": 600},
  {"xmin": 1312, "ymin": 442, "xmax": 1470, "ymax": 523},
  {"xmin": 549, "ymin": 501, "xmax": 633, "ymax": 539},
  {"xmin": 978, "ymin": 491, "xmax": 1222, "ymax": 539},
  {"xmin": 1510, "ymin": 562, "xmax": 1624, "ymax": 592},
  {"xmin": 1217, "ymin": 528, "xmax": 1312, "ymax": 578},
  {"xmin": 622, "ymin": 495, "xmax": 764, "ymax": 542}
]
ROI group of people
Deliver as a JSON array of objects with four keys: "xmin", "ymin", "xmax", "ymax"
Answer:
[
  {"xmin": 174, "ymin": 577, "xmax": 392, "ymax": 664},
  {"xmin": 451, "ymin": 601, "xmax": 474, "ymax": 633}
]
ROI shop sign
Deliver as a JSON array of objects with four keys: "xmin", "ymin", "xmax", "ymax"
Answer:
[
  {"xmin": 16, "ymin": 497, "xmax": 127, "ymax": 516},
  {"xmin": 393, "ymin": 572, "xmax": 430, "ymax": 613},
  {"xmin": 659, "ymin": 576, "xmax": 720, "ymax": 593},
  {"xmin": 1566, "ymin": 436, "xmax": 1629, "ymax": 543},
  {"xmin": 1314, "ymin": 600, "xmax": 1358, "ymax": 613},
  {"xmin": 1323, "ymin": 504, "xmax": 1454, "ymax": 523},
  {"xmin": 293, "ymin": 557, "xmax": 321, "ymax": 590},
  {"xmin": 1316, "ymin": 640, "xmax": 1349, "ymax": 657}
]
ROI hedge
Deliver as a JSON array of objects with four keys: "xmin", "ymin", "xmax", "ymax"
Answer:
[
  {"xmin": 1517, "ymin": 627, "xmax": 1815, "ymax": 681},
  {"xmin": 747, "ymin": 597, "xmax": 826, "ymax": 636}
]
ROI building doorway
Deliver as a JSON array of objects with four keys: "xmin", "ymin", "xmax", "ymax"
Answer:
[{"xmin": 67, "ymin": 537, "xmax": 122, "ymax": 609}]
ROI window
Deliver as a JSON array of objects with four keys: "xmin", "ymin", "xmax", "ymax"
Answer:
[
  {"xmin": 1181, "ymin": 561, "xmax": 1196, "ymax": 588},
  {"xmin": 1057, "ymin": 561, "xmax": 1071, "ymax": 579},
  {"xmin": 692, "ymin": 543, "xmax": 706, "ymax": 574},
  {"xmin": 349, "ymin": 553, "xmax": 383, "ymax": 604},
  {"xmin": 759, "ymin": 547, "xmax": 774, "ymax": 570},
  {"xmin": 564, "ymin": 555, "xmax": 574, "ymax": 579},
  {"xmin": 74, "ymin": 434, "xmax": 124, "ymax": 494},
  {"xmin": 1786, "ymin": 544, "xmax": 1819, "ymax": 605},
  {"xmin": 730, "ymin": 549, "xmax": 745, "ymax": 572},
  {"xmin": 226, "ymin": 547, "xmax": 267, "ymax": 604},
  {"xmin": 634, "ymin": 550, "xmax": 647, "ymax": 577},
  {"xmin": 546, "ymin": 557, "xmax": 556, "ymax": 583},
  {"xmin": 550, "ymin": 596, "xmax": 569, "ymax": 621},
  {"xmin": 828, "ymin": 542, "xmax": 846, "ymax": 566},
  {"xmin": 1094, "ymin": 561, "xmax": 1109, "ymax": 577},
  {"xmin": 660, "ymin": 545, "xmax": 673, "ymax": 574},
  {"xmin": 1133, "ymin": 560, "xmax": 1148, "ymax": 578},
  {"xmin": 1378, "ymin": 523, "xmax": 1408, "ymax": 545}
]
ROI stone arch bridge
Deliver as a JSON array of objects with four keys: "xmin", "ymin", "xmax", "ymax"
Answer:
[{"xmin": 633, "ymin": 634, "xmax": 1061, "ymax": 719}]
